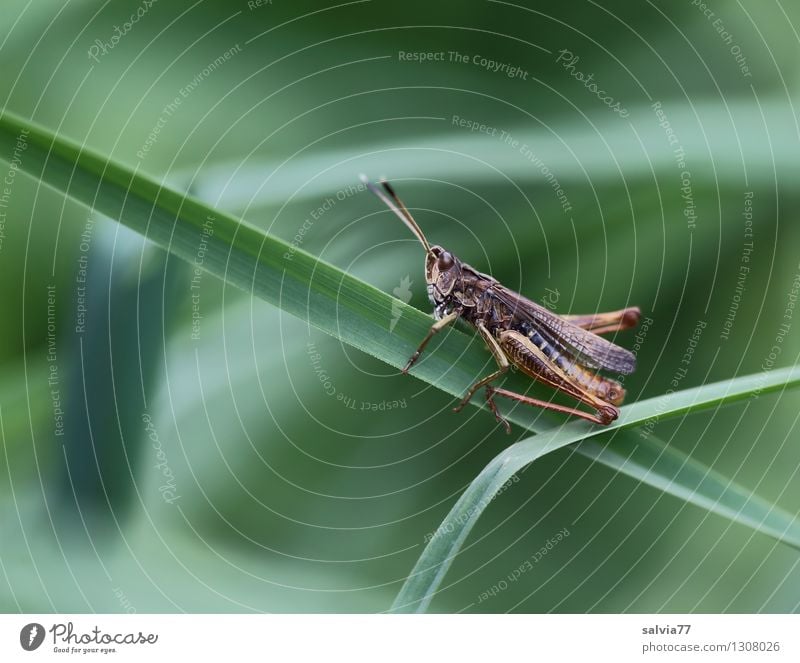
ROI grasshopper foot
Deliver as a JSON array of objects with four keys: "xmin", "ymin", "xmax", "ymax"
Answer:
[
  {"xmin": 401, "ymin": 353, "xmax": 419, "ymax": 375},
  {"xmin": 485, "ymin": 387, "xmax": 512, "ymax": 434},
  {"xmin": 452, "ymin": 390, "xmax": 474, "ymax": 413}
]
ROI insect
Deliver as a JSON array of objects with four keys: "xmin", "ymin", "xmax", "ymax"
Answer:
[{"xmin": 362, "ymin": 176, "xmax": 640, "ymax": 432}]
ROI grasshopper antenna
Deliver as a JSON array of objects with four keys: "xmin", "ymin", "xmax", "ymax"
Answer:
[{"xmin": 360, "ymin": 174, "xmax": 432, "ymax": 254}]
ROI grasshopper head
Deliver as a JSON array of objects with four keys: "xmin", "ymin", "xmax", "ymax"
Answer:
[{"xmin": 426, "ymin": 245, "xmax": 461, "ymax": 304}]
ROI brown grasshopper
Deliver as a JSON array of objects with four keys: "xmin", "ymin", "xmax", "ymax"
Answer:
[{"xmin": 362, "ymin": 176, "xmax": 640, "ymax": 432}]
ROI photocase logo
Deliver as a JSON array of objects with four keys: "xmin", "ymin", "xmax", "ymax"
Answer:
[
  {"xmin": 20, "ymin": 623, "xmax": 45, "ymax": 651},
  {"xmin": 390, "ymin": 275, "xmax": 413, "ymax": 332}
]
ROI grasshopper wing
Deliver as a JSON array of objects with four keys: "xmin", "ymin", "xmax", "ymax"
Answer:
[{"xmin": 493, "ymin": 284, "xmax": 636, "ymax": 374}]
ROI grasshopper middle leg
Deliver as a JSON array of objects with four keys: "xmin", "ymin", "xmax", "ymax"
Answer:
[{"xmin": 453, "ymin": 322, "xmax": 511, "ymax": 431}]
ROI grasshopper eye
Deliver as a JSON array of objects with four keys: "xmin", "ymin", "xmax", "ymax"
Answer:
[{"xmin": 437, "ymin": 252, "xmax": 454, "ymax": 269}]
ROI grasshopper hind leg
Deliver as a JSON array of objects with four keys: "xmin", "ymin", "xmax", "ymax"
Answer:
[
  {"xmin": 496, "ymin": 330, "xmax": 620, "ymax": 426},
  {"xmin": 486, "ymin": 385, "xmax": 618, "ymax": 426},
  {"xmin": 452, "ymin": 324, "xmax": 620, "ymax": 432},
  {"xmin": 562, "ymin": 306, "xmax": 640, "ymax": 336},
  {"xmin": 483, "ymin": 387, "xmax": 512, "ymax": 434}
]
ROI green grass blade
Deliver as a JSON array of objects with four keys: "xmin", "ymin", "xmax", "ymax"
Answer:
[
  {"xmin": 0, "ymin": 110, "xmax": 492, "ymax": 399},
  {"xmin": 574, "ymin": 431, "xmax": 800, "ymax": 555},
  {"xmin": 391, "ymin": 366, "xmax": 800, "ymax": 613}
]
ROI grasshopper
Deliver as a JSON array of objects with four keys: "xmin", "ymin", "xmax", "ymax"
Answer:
[{"xmin": 362, "ymin": 176, "xmax": 640, "ymax": 432}]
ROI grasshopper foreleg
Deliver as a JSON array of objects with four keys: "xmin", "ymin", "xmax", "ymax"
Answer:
[{"xmin": 403, "ymin": 310, "xmax": 460, "ymax": 374}]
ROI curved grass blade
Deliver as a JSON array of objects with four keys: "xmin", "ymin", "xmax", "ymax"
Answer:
[{"xmin": 391, "ymin": 365, "xmax": 800, "ymax": 613}]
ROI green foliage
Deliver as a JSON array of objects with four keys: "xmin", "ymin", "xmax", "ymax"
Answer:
[{"xmin": 1, "ymin": 0, "xmax": 799, "ymax": 614}]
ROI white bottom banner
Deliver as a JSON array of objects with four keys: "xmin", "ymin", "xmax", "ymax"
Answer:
[{"xmin": 0, "ymin": 614, "xmax": 796, "ymax": 661}]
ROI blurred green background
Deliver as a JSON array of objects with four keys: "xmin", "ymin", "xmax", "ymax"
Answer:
[{"xmin": 1, "ymin": 0, "xmax": 800, "ymax": 613}]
